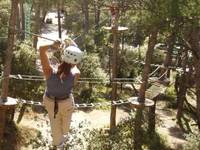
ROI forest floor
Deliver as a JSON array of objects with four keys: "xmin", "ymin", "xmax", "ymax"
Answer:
[{"xmin": 9, "ymin": 99, "xmax": 186, "ymax": 150}]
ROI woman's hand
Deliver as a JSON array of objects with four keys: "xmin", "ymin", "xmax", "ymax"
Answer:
[{"xmin": 49, "ymin": 40, "xmax": 62, "ymax": 51}]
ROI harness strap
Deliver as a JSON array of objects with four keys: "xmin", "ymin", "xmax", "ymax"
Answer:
[{"xmin": 54, "ymin": 101, "xmax": 58, "ymax": 118}]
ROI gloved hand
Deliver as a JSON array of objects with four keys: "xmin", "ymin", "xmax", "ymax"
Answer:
[
  {"xmin": 49, "ymin": 40, "xmax": 62, "ymax": 51},
  {"xmin": 64, "ymin": 37, "xmax": 78, "ymax": 47}
]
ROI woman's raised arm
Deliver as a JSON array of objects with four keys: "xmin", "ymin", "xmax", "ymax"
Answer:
[
  {"xmin": 39, "ymin": 45, "xmax": 52, "ymax": 79},
  {"xmin": 39, "ymin": 41, "xmax": 61, "ymax": 79}
]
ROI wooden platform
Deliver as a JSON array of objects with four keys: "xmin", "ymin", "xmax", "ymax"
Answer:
[
  {"xmin": 128, "ymin": 97, "xmax": 154, "ymax": 109},
  {"xmin": 145, "ymin": 82, "xmax": 167, "ymax": 100},
  {"xmin": 0, "ymin": 97, "xmax": 18, "ymax": 139},
  {"xmin": 103, "ymin": 26, "xmax": 128, "ymax": 31}
]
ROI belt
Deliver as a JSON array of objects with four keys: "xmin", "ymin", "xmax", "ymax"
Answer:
[
  {"xmin": 46, "ymin": 93, "xmax": 70, "ymax": 101},
  {"xmin": 45, "ymin": 93, "xmax": 70, "ymax": 118}
]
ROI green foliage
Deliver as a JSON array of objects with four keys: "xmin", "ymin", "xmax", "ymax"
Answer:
[
  {"xmin": 9, "ymin": 40, "xmax": 45, "ymax": 100},
  {"xmin": 119, "ymin": 45, "xmax": 143, "ymax": 78},
  {"xmin": 184, "ymin": 131, "xmax": 200, "ymax": 150},
  {"xmin": 83, "ymin": 116, "xmax": 169, "ymax": 150},
  {"xmin": 80, "ymin": 53, "xmax": 108, "ymax": 80},
  {"xmin": 0, "ymin": 0, "xmax": 10, "ymax": 66},
  {"xmin": 75, "ymin": 53, "xmax": 108, "ymax": 103},
  {"xmin": 0, "ymin": 0, "xmax": 10, "ymax": 36},
  {"xmin": 166, "ymin": 85, "xmax": 176, "ymax": 99}
]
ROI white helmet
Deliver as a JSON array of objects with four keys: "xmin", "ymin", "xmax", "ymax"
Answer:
[{"xmin": 62, "ymin": 46, "xmax": 83, "ymax": 64}]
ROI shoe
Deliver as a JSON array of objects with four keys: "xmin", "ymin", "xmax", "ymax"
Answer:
[{"xmin": 56, "ymin": 142, "xmax": 64, "ymax": 150}]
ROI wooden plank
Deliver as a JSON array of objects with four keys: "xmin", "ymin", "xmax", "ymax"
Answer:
[{"xmin": 146, "ymin": 83, "xmax": 167, "ymax": 99}]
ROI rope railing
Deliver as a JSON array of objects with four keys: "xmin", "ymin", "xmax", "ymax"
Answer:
[
  {"xmin": 17, "ymin": 98, "xmax": 130, "ymax": 109},
  {"xmin": 131, "ymin": 60, "xmax": 180, "ymax": 69},
  {"xmin": 0, "ymin": 73, "xmax": 159, "ymax": 84},
  {"xmin": 0, "ymin": 72, "xmax": 169, "ymax": 85}
]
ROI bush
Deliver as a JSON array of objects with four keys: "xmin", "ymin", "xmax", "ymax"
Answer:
[
  {"xmin": 74, "ymin": 53, "xmax": 108, "ymax": 103},
  {"xmin": 9, "ymin": 40, "xmax": 45, "ymax": 100},
  {"xmin": 82, "ymin": 116, "xmax": 169, "ymax": 150}
]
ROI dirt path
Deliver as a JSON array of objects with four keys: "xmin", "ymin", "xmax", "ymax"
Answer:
[
  {"xmin": 15, "ymin": 108, "xmax": 129, "ymax": 150},
  {"xmin": 15, "ymin": 105, "xmax": 186, "ymax": 150}
]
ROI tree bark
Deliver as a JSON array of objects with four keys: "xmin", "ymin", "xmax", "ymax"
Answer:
[
  {"xmin": 189, "ymin": 26, "xmax": 200, "ymax": 129},
  {"xmin": 94, "ymin": 0, "xmax": 101, "ymax": 45},
  {"xmin": 1, "ymin": 0, "xmax": 19, "ymax": 101},
  {"xmin": 94, "ymin": 0, "xmax": 100, "ymax": 29},
  {"xmin": 134, "ymin": 27, "xmax": 158, "ymax": 150},
  {"xmin": 176, "ymin": 49, "xmax": 188, "ymax": 123},
  {"xmin": 82, "ymin": 0, "xmax": 89, "ymax": 33},
  {"xmin": 161, "ymin": 31, "xmax": 176, "ymax": 79},
  {"xmin": 20, "ymin": 0, "xmax": 25, "ymax": 40},
  {"xmin": 33, "ymin": 0, "xmax": 41, "ymax": 49}
]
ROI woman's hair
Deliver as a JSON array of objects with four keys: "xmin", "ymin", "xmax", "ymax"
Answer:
[{"xmin": 57, "ymin": 62, "xmax": 72, "ymax": 78}]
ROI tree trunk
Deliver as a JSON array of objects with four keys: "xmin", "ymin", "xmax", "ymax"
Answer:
[
  {"xmin": 161, "ymin": 31, "xmax": 176, "ymax": 79},
  {"xmin": 94, "ymin": 0, "xmax": 101, "ymax": 45},
  {"xmin": 82, "ymin": 0, "xmax": 89, "ymax": 33},
  {"xmin": 1, "ymin": 0, "xmax": 19, "ymax": 101},
  {"xmin": 16, "ymin": 0, "xmax": 25, "ymax": 40},
  {"xmin": 94, "ymin": 0, "xmax": 100, "ymax": 29},
  {"xmin": 189, "ymin": 27, "xmax": 200, "ymax": 129},
  {"xmin": 134, "ymin": 27, "xmax": 158, "ymax": 150},
  {"xmin": 176, "ymin": 49, "xmax": 188, "ymax": 122},
  {"xmin": 20, "ymin": 0, "xmax": 25, "ymax": 40},
  {"xmin": 33, "ymin": 0, "xmax": 41, "ymax": 49}
]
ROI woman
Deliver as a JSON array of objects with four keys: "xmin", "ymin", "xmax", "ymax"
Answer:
[{"xmin": 39, "ymin": 40, "xmax": 83, "ymax": 149}]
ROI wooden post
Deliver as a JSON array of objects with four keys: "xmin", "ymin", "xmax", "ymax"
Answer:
[
  {"xmin": 110, "ymin": 2, "xmax": 119, "ymax": 129},
  {"xmin": 0, "ymin": 107, "xmax": 6, "ymax": 141},
  {"xmin": 57, "ymin": 0, "xmax": 62, "ymax": 39},
  {"xmin": 0, "ymin": 0, "xmax": 19, "ymax": 142},
  {"xmin": 1, "ymin": 0, "xmax": 18, "ymax": 101}
]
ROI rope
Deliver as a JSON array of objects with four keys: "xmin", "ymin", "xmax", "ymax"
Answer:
[
  {"xmin": 4, "ymin": 25, "xmax": 56, "ymax": 42},
  {"xmin": 1, "ymin": 73, "xmax": 167, "ymax": 85},
  {"xmin": 149, "ymin": 66, "xmax": 161, "ymax": 77},
  {"xmin": 17, "ymin": 98, "xmax": 130, "ymax": 109},
  {"xmin": 131, "ymin": 60, "xmax": 179, "ymax": 69}
]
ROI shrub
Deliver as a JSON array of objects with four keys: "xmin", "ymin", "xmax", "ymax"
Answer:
[{"xmin": 9, "ymin": 40, "xmax": 45, "ymax": 100}]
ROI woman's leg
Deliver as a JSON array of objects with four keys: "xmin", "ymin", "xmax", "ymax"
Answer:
[
  {"xmin": 43, "ymin": 96, "xmax": 64, "ymax": 146},
  {"xmin": 59, "ymin": 97, "xmax": 74, "ymax": 135}
]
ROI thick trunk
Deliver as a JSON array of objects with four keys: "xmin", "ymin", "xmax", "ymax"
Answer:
[
  {"xmin": 193, "ymin": 60, "xmax": 200, "ymax": 129},
  {"xmin": 189, "ymin": 27, "xmax": 200, "ymax": 129},
  {"xmin": 138, "ymin": 27, "xmax": 158, "ymax": 101},
  {"xmin": 1, "ymin": 0, "xmax": 19, "ymax": 101},
  {"xmin": 176, "ymin": 74, "xmax": 187, "ymax": 121},
  {"xmin": 176, "ymin": 49, "xmax": 188, "ymax": 122},
  {"xmin": 134, "ymin": 27, "xmax": 158, "ymax": 150}
]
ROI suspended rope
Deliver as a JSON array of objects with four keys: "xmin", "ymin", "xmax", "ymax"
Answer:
[
  {"xmin": 131, "ymin": 59, "xmax": 180, "ymax": 69},
  {"xmin": 17, "ymin": 98, "xmax": 130, "ymax": 109},
  {"xmin": 149, "ymin": 66, "xmax": 161, "ymax": 77}
]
